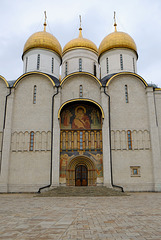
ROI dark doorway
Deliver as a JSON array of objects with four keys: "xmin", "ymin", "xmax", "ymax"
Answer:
[{"xmin": 75, "ymin": 165, "xmax": 88, "ymax": 186}]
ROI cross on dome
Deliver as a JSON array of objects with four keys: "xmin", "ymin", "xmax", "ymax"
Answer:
[
  {"xmin": 44, "ymin": 11, "xmax": 47, "ymax": 32},
  {"xmin": 114, "ymin": 11, "xmax": 117, "ymax": 32}
]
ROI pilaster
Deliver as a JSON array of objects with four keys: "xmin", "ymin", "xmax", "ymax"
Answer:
[
  {"xmin": 51, "ymin": 88, "xmax": 60, "ymax": 186},
  {"xmin": 0, "ymin": 89, "xmax": 14, "ymax": 192},
  {"xmin": 146, "ymin": 87, "xmax": 161, "ymax": 191},
  {"xmin": 101, "ymin": 87, "xmax": 112, "ymax": 187}
]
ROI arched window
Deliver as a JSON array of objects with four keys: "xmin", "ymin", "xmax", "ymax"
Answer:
[
  {"xmin": 80, "ymin": 131, "xmax": 83, "ymax": 150},
  {"xmin": 125, "ymin": 85, "xmax": 128, "ymax": 103},
  {"xmin": 120, "ymin": 54, "xmax": 123, "ymax": 70},
  {"xmin": 79, "ymin": 58, "xmax": 82, "ymax": 72},
  {"xmin": 94, "ymin": 63, "xmax": 96, "ymax": 76},
  {"xmin": 106, "ymin": 57, "xmax": 109, "ymax": 74},
  {"xmin": 79, "ymin": 85, "xmax": 83, "ymax": 97},
  {"xmin": 133, "ymin": 58, "xmax": 135, "ymax": 73},
  {"xmin": 37, "ymin": 54, "xmax": 40, "ymax": 70},
  {"xmin": 65, "ymin": 62, "xmax": 68, "ymax": 76},
  {"xmin": 33, "ymin": 85, "xmax": 37, "ymax": 104},
  {"xmin": 100, "ymin": 66, "xmax": 101, "ymax": 79},
  {"xmin": 51, "ymin": 57, "xmax": 54, "ymax": 73},
  {"xmin": 30, "ymin": 131, "xmax": 34, "ymax": 151},
  {"xmin": 25, "ymin": 57, "xmax": 28, "ymax": 73},
  {"xmin": 127, "ymin": 130, "xmax": 132, "ymax": 150}
]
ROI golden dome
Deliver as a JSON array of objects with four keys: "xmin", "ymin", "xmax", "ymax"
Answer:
[
  {"xmin": 23, "ymin": 31, "xmax": 62, "ymax": 58},
  {"xmin": 63, "ymin": 28, "xmax": 98, "ymax": 55},
  {"xmin": 98, "ymin": 30, "xmax": 137, "ymax": 58}
]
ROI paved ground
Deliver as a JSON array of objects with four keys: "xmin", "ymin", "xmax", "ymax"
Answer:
[{"xmin": 0, "ymin": 193, "xmax": 161, "ymax": 240}]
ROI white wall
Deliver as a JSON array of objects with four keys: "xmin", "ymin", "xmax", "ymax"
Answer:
[
  {"xmin": 8, "ymin": 74, "xmax": 55, "ymax": 192},
  {"xmin": 155, "ymin": 90, "xmax": 161, "ymax": 143},
  {"xmin": 12, "ymin": 75, "xmax": 54, "ymax": 131},
  {"xmin": 61, "ymin": 74, "xmax": 101, "ymax": 105},
  {"xmin": 107, "ymin": 74, "xmax": 153, "ymax": 191},
  {"xmin": 108, "ymin": 75, "xmax": 149, "ymax": 130}
]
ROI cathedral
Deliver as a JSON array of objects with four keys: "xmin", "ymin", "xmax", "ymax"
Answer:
[{"xmin": 0, "ymin": 15, "xmax": 161, "ymax": 193}]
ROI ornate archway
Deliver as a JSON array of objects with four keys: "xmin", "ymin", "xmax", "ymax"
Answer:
[
  {"xmin": 66, "ymin": 156, "xmax": 97, "ymax": 186},
  {"xmin": 59, "ymin": 101, "xmax": 103, "ymax": 186}
]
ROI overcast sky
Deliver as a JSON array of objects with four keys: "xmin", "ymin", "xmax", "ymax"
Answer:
[{"xmin": 0, "ymin": 0, "xmax": 161, "ymax": 86}]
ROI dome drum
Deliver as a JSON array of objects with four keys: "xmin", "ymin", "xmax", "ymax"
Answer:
[
  {"xmin": 23, "ymin": 49, "xmax": 61, "ymax": 79},
  {"xmin": 62, "ymin": 48, "xmax": 99, "ymax": 79},
  {"xmin": 22, "ymin": 19, "xmax": 138, "ymax": 79},
  {"xmin": 100, "ymin": 48, "xmax": 137, "ymax": 78}
]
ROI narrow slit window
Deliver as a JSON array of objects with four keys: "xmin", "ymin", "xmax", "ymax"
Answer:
[
  {"xmin": 79, "ymin": 58, "xmax": 82, "ymax": 72},
  {"xmin": 120, "ymin": 54, "xmax": 123, "ymax": 70},
  {"xmin": 33, "ymin": 85, "xmax": 37, "ymax": 104},
  {"xmin": 133, "ymin": 58, "xmax": 135, "ymax": 73},
  {"xmin": 106, "ymin": 57, "xmax": 109, "ymax": 74},
  {"xmin": 79, "ymin": 85, "xmax": 83, "ymax": 97},
  {"xmin": 25, "ymin": 57, "xmax": 28, "ymax": 73},
  {"xmin": 127, "ymin": 130, "xmax": 132, "ymax": 150},
  {"xmin": 37, "ymin": 54, "xmax": 40, "ymax": 70},
  {"xmin": 94, "ymin": 63, "xmax": 96, "ymax": 76},
  {"xmin": 51, "ymin": 57, "xmax": 54, "ymax": 73},
  {"xmin": 30, "ymin": 131, "xmax": 34, "ymax": 151},
  {"xmin": 125, "ymin": 85, "xmax": 128, "ymax": 103},
  {"xmin": 100, "ymin": 67, "xmax": 101, "ymax": 79},
  {"xmin": 80, "ymin": 131, "xmax": 83, "ymax": 150},
  {"xmin": 65, "ymin": 62, "xmax": 68, "ymax": 76}
]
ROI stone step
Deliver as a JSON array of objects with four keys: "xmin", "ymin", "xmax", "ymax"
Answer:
[{"xmin": 37, "ymin": 186, "xmax": 126, "ymax": 197}]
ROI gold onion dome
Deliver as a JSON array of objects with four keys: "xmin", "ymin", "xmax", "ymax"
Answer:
[
  {"xmin": 63, "ymin": 27, "xmax": 98, "ymax": 55},
  {"xmin": 23, "ymin": 14, "xmax": 62, "ymax": 58},
  {"xmin": 98, "ymin": 22, "xmax": 138, "ymax": 58}
]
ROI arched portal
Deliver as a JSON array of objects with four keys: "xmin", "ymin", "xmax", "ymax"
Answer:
[
  {"xmin": 59, "ymin": 101, "xmax": 103, "ymax": 186},
  {"xmin": 66, "ymin": 156, "xmax": 96, "ymax": 186}
]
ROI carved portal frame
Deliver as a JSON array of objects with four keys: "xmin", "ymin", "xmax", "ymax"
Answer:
[{"xmin": 66, "ymin": 156, "xmax": 96, "ymax": 186}]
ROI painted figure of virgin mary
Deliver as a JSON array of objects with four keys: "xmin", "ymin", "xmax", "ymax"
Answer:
[{"xmin": 72, "ymin": 106, "xmax": 91, "ymax": 129}]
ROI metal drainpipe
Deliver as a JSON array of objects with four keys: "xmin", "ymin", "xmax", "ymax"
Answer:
[
  {"xmin": 0, "ymin": 87, "xmax": 12, "ymax": 172},
  {"xmin": 38, "ymin": 86, "xmax": 59, "ymax": 193},
  {"xmin": 103, "ymin": 86, "xmax": 124, "ymax": 192}
]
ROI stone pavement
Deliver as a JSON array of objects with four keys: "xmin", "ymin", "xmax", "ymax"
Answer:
[{"xmin": 0, "ymin": 193, "xmax": 161, "ymax": 240}]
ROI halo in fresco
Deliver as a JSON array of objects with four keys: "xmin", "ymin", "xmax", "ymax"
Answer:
[{"xmin": 60, "ymin": 103, "xmax": 102, "ymax": 130}]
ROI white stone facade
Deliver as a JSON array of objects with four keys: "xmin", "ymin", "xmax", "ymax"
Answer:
[{"xmin": 0, "ymin": 25, "xmax": 161, "ymax": 193}]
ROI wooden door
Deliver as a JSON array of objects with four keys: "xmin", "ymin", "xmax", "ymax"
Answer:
[{"xmin": 75, "ymin": 165, "xmax": 88, "ymax": 186}]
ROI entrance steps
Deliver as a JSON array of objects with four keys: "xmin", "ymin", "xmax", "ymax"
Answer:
[{"xmin": 37, "ymin": 186, "xmax": 126, "ymax": 197}]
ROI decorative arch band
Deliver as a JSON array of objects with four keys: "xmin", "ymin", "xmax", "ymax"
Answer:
[
  {"xmin": 60, "ymin": 72, "xmax": 102, "ymax": 86},
  {"xmin": 13, "ymin": 72, "xmax": 56, "ymax": 88},
  {"xmin": 106, "ymin": 72, "xmax": 148, "ymax": 87},
  {"xmin": 0, "ymin": 75, "xmax": 9, "ymax": 87},
  {"xmin": 67, "ymin": 155, "xmax": 96, "ymax": 171}
]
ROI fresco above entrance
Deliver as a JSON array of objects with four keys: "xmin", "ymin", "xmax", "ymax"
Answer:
[{"xmin": 60, "ymin": 103, "xmax": 102, "ymax": 130}]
